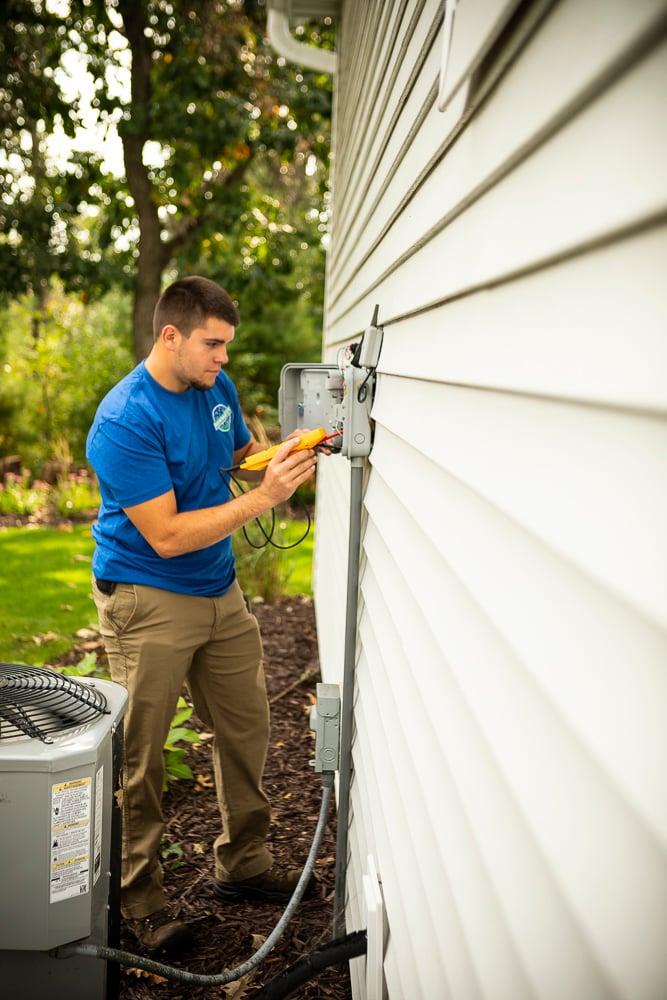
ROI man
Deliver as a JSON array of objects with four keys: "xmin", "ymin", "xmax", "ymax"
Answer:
[{"xmin": 86, "ymin": 275, "xmax": 319, "ymax": 955}]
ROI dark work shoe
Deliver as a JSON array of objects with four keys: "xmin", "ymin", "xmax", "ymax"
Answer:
[
  {"xmin": 126, "ymin": 905, "xmax": 193, "ymax": 955},
  {"xmin": 213, "ymin": 864, "xmax": 312, "ymax": 903}
]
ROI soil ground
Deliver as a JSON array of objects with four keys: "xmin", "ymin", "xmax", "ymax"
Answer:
[{"xmin": 110, "ymin": 596, "xmax": 353, "ymax": 1000}]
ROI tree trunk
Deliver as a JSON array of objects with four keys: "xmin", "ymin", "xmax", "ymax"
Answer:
[
  {"xmin": 118, "ymin": 1, "xmax": 253, "ymax": 362},
  {"xmin": 120, "ymin": 0, "xmax": 172, "ymax": 362},
  {"xmin": 131, "ymin": 231, "xmax": 170, "ymax": 362}
]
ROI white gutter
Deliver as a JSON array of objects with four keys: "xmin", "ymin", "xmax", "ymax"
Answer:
[{"xmin": 267, "ymin": 9, "xmax": 337, "ymax": 74}]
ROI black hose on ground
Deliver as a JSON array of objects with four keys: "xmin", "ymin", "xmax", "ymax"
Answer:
[{"xmin": 252, "ymin": 930, "xmax": 367, "ymax": 999}]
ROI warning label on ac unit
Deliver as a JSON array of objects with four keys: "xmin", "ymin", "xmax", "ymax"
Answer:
[
  {"xmin": 50, "ymin": 777, "xmax": 92, "ymax": 903},
  {"xmin": 93, "ymin": 765, "xmax": 103, "ymax": 886}
]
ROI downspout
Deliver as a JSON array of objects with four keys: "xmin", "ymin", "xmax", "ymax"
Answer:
[
  {"xmin": 267, "ymin": 9, "xmax": 337, "ymax": 74},
  {"xmin": 333, "ymin": 456, "xmax": 364, "ymax": 938}
]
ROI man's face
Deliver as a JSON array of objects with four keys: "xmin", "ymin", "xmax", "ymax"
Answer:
[{"xmin": 173, "ymin": 317, "xmax": 235, "ymax": 391}]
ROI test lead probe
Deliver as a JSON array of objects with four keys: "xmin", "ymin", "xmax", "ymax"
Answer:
[{"xmin": 221, "ymin": 428, "xmax": 342, "ymax": 474}]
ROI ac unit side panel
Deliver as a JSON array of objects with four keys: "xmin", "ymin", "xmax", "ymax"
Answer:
[
  {"xmin": 0, "ymin": 679, "xmax": 127, "ymax": 952},
  {"xmin": 2, "ymin": 759, "xmax": 98, "ymax": 948}
]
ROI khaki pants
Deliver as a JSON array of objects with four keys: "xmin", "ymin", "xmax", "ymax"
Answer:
[{"xmin": 93, "ymin": 578, "xmax": 273, "ymax": 919}]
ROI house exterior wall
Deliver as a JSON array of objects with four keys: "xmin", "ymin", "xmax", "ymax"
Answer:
[{"xmin": 312, "ymin": 1, "xmax": 667, "ymax": 997}]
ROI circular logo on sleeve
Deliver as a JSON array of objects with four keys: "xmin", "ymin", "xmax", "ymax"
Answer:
[{"xmin": 212, "ymin": 403, "xmax": 232, "ymax": 432}]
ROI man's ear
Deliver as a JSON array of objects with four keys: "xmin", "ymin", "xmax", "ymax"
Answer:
[{"xmin": 161, "ymin": 324, "xmax": 179, "ymax": 351}]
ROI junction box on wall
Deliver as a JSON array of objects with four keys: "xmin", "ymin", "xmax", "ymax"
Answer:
[
  {"xmin": 279, "ymin": 307, "xmax": 383, "ymax": 456},
  {"xmin": 309, "ymin": 683, "xmax": 341, "ymax": 773}
]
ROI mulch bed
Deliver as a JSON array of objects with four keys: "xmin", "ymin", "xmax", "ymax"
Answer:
[{"xmin": 110, "ymin": 596, "xmax": 352, "ymax": 1000}]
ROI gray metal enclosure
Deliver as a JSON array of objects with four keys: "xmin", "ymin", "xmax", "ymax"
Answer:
[{"xmin": 0, "ymin": 672, "xmax": 127, "ymax": 1000}]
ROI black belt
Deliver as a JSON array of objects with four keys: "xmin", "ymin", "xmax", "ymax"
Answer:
[{"xmin": 95, "ymin": 578, "xmax": 117, "ymax": 595}]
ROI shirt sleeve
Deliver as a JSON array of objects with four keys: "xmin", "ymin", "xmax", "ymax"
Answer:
[{"xmin": 88, "ymin": 419, "xmax": 174, "ymax": 509}]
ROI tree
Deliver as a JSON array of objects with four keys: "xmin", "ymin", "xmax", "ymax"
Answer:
[
  {"xmin": 75, "ymin": 0, "xmax": 333, "ymax": 361},
  {"xmin": 0, "ymin": 1, "xmax": 131, "ymax": 322},
  {"xmin": 1, "ymin": 0, "xmax": 333, "ymax": 377}
]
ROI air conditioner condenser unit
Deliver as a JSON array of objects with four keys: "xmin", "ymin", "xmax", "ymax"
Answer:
[{"xmin": 0, "ymin": 664, "xmax": 128, "ymax": 1000}]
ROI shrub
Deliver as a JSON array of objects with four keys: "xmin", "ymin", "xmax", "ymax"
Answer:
[
  {"xmin": 0, "ymin": 470, "xmax": 51, "ymax": 515},
  {"xmin": 0, "ymin": 284, "xmax": 133, "ymax": 470},
  {"xmin": 51, "ymin": 469, "xmax": 101, "ymax": 518},
  {"xmin": 0, "ymin": 466, "xmax": 101, "ymax": 519}
]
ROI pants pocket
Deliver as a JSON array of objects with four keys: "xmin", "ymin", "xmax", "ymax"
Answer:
[{"xmin": 93, "ymin": 580, "xmax": 138, "ymax": 637}]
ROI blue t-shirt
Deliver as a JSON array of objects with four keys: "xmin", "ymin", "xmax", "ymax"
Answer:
[{"xmin": 86, "ymin": 361, "xmax": 251, "ymax": 596}]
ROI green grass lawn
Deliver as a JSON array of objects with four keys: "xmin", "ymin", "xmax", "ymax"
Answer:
[
  {"xmin": 0, "ymin": 518, "xmax": 314, "ymax": 666},
  {"xmin": 0, "ymin": 523, "xmax": 98, "ymax": 665}
]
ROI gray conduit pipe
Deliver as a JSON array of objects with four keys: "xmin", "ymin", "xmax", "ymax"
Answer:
[{"xmin": 333, "ymin": 456, "xmax": 364, "ymax": 938}]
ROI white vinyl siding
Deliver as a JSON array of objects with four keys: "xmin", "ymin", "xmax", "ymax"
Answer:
[{"xmin": 313, "ymin": 0, "xmax": 667, "ymax": 997}]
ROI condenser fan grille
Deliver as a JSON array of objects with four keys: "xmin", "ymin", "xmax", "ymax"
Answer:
[{"xmin": 0, "ymin": 663, "xmax": 109, "ymax": 743}]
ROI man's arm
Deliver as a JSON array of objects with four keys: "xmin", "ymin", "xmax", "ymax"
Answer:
[{"xmin": 123, "ymin": 438, "xmax": 316, "ymax": 558}]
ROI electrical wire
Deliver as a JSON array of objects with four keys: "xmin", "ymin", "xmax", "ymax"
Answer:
[
  {"xmin": 219, "ymin": 468, "xmax": 312, "ymax": 550},
  {"xmin": 218, "ymin": 429, "xmax": 343, "ymax": 550},
  {"xmin": 356, "ymin": 369, "xmax": 373, "ymax": 402},
  {"xmin": 251, "ymin": 929, "xmax": 367, "ymax": 999},
  {"xmin": 56, "ymin": 775, "xmax": 336, "ymax": 988}
]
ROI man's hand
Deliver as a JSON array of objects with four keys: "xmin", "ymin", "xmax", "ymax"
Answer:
[{"xmin": 259, "ymin": 436, "xmax": 318, "ymax": 506}]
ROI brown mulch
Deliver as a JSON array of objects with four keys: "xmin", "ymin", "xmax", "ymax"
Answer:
[{"xmin": 110, "ymin": 596, "xmax": 351, "ymax": 1000}]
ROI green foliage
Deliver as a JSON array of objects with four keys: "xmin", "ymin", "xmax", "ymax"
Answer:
[
  {"xmin": 161, "ymin": 840, "xmax": 186, "ymax": 869},
  {"xmin": 198, "ymin": 172, "xmax": 327, "ymax": 414},
  {"xmin": 126, "ymin": 0, "xmax": 333, "ymax": 364},
  {"xmin": 0, "ymin": 4, "xmax": 128, "ymax": 301},
  {"xmin": 163, "ymin": 697, "xmax": 199, "ymax": 788},
  {"xmin": 108, "ymin": 1, "xmax": 333, "ymax": 221},
  {"xmin": 0, "ymin": 470, "xmax": 51, "ymax": 515},
  {"xmin": 50, "ymin": 469, "xmax": 102, "ymax": 518},
  {"xmin": 0, "ymin": 467, "xmax": 101, "ymax": 518},
  {"xmin": 59, "ymin": 650, "xmax": 103, "ymax": 679},
  {"xmin": 234, "ymin": 512, "xmax": 314, "ymax": 602},
  {"xmin": 0, "ymin": 283, "xmax": 133, "ymax": 468},
  {"xmin": 0, "ymin": 1, "xmax": 332, "ymax": 368}
]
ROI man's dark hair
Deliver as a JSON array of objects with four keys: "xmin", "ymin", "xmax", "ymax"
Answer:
[{"xmin": 153, "ymin": 276, "xmax": 240, "ymax": 341}]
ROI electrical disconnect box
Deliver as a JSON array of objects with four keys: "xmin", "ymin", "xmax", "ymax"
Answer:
[
  {"xmin": 279, "ymin": 307, "xmax": 383, "ymax": 459},
  {"xmin": 309, "ymin": 683, "xmax": 341, "ymax": 773}
]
